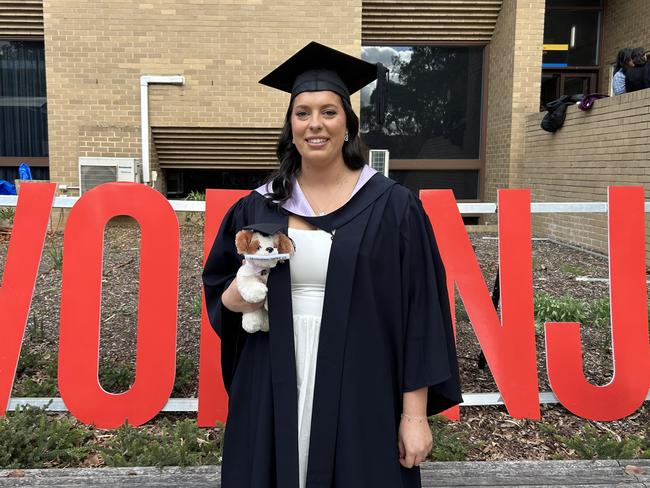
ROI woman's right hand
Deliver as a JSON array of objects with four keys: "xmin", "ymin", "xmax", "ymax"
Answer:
[{"xmin": 221, "ymin": 278, "xmax": 266, "ymax": 313}]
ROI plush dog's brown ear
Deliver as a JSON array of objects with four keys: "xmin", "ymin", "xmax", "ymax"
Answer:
[
  {"xmin": 235, "ymin": 230, "xmax": 254, "ymax": 254},
  {"xmin": 277, "ymin": 233, "xmax": 295, "ymax": 254}
]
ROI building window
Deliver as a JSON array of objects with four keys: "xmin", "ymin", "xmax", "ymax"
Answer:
[
  {"xmin": 164, "ymin": 168, "xmax": 272, "ymax": 197},
  {"xmin": 360, "ymin": 46, "xmax": 484, "ymax": 200},
  {"xmin": 541, "ymin": 0, "xmax": 603, "ymax": 107},
  {"xmin": 0, "ymin": 40, "xmax": 49, "ymax": 160}
]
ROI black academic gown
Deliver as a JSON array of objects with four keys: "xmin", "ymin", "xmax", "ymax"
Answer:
[{"xmin": 202, "ymin": 173, "xmax": 462, "ymax": 488}]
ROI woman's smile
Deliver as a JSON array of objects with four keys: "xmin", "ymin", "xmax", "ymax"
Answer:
[{"xmin": 305, "ymin": 137, "xmax": 329, "ymax": 147}]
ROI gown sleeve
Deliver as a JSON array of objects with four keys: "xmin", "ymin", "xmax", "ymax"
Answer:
[
  {"xmin": 201, "ymin": 198, "xmax": 247, "ymax": 393},
  {"xmin": 400, "ymin": 192, "xmax": 463, "ymax": 416}
]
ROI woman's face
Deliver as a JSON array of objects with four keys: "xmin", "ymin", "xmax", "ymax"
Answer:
[{"xmin": 290, "ymin": 90, "xmax": 347, "ymax": 166}]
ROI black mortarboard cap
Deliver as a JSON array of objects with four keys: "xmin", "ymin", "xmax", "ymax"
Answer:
[
  {"xmin": 240, "ymin": 223, "xmax": 287, "ymax": 237},
  {"xmin": 259, "ymin": 41, "xmax": 388, "ymax": 125}
]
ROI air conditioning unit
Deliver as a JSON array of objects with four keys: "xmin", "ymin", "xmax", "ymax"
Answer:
[
  {"xmin": 369, "ymin": 149, "xmax": 389, "ymax": 177},
  {"xmin": 78, "ymin": 157, "xmax": 140, "ymax": 194}
]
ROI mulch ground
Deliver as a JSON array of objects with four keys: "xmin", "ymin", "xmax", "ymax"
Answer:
[{"xmin": 1, "ymin": 215, "xmax": 649, "ymax": 461}]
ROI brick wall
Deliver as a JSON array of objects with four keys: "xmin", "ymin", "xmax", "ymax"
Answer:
[
  {"xmin": 600, "ymin": 0, "xmax": 650, "ymax": 94},
  {"xmin": 42, "ymin": 0, "xmax": 362, "ymax": 194},
  {"xmin": 521, "ymin": 89, "xmax": 650, "ymax": 259},
  {"xmin": 484, "ymin": 0, "xmax": 545, "ymax": 204}
]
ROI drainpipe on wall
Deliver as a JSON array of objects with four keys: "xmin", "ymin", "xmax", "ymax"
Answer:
[{"xmin": 140, "ymin": 75, "xmax": 185, "ymax": 186}]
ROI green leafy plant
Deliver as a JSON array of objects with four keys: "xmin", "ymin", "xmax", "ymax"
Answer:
[
  {"xmin": 0, "ymin": 207, "xmax": 15, "ymax": 226},
  {"xmin": 191, "ymin": 293, "xmax": 203, "ymax": 318},
  {"xmin": 100, "ymin": 418, "xmax": 223, "ymax": 467},
  {"xmin": 184, "ymin": 191, "xmax": 206, "ymax": 225},
  {"xmin": 186, "ymin": 190, "xmax": 205, "ymax": 201},
  {"xmin": 0, "ymin": 405, "xmax": 94, "ymax": 468},
  {"xmin": 588, "ymin": 298, "xmax": 611, "ymax": 329},
  {"xmin": 534, "ymin": 293, "xmax": 587, "ymax": 324},
  {"xmin": 428, "ymin": 415, "xmax": 469, "ymax": 461},
  {"xmin": 47, "ymin": 246, "xmax": 63, "ymax": 271}
]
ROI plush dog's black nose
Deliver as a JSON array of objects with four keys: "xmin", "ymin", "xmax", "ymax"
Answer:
[{"xmin": 266, "ymin": 247, "xmax": 274, "ymax": 253}]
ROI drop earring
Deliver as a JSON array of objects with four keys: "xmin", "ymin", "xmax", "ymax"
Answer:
[{"xmin": 344, "ymin": 130, "xmax": 349, "ymax": 142}]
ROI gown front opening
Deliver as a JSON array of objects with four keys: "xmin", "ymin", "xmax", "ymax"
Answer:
[{"xmin": 287, "ymin": 227, "xmax": 332, "ymax": 488}]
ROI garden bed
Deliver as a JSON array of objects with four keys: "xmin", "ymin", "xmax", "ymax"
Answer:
[{"xmin": 0, "ymin": 216, "xmax": 649, "ymax": 467}]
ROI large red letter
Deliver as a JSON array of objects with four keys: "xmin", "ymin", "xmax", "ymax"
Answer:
[
  {"xmin": 545, "ymin": 186, "xmax": 650, "ymax": 420},
  {"xmin": 0, "ymin": 183, "xmax": 55, "ymax": 413},
  {"xmin": 422, "ymin": 189, "xmax": 539, "ymax": 419},
  {"xmin": 197, "ymin": 189, "xmax": 249, "ymax": 427},
  {"xmin": 59, "ymin": 183, "xmax": 179, "ymax": 428}
]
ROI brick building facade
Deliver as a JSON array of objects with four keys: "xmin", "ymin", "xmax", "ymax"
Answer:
[{"xmin": 1, "ymin": 0, "xmax": 649, "ymax": 255}]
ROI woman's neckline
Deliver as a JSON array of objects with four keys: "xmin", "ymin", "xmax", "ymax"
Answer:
[
  {"xmin": 254, "ymin": 165, "xmax": 377, "ymax": 218},
  {"xmin": 288, "ymin": 226, "xmax": 327, "ymax": 232},
  {"xmin": 294, "ymin": 168, "xmax": 363, "ymax": 217}
]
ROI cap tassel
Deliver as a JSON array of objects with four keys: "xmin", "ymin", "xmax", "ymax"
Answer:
[{"xmin": 375, "ymin": 62, "xmax": 389, "ymax": 127}]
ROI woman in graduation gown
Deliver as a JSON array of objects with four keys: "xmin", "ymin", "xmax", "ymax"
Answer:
[{"xmin": 202, "ymin": 42, "xmax": 462, "ymax": 488}]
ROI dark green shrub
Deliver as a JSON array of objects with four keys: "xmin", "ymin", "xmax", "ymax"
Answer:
[
  {"xmin": 14, "ymin": 351, "xmax": 59, "ymax": 397},
  {"xmin": 428, "ymin": 415, "xmax": 469, "ymax": 461},
  {"xmin": 99, "ymin": 361, "xmax": 135, "ymax": 393},
  {"xmin": 547, "ymin": 425, "xmax": 640, "ymax": 459},
  {"xmin": 0, "ymin": 405, "xmax": 94, "ymax": 468},
  {"xmin": 172, "ymin": 355, "xmax": 197, "ymax": 397},
  {"xmin": 101, "ymin": 418, "xmax": 223, "ymax": 467}
]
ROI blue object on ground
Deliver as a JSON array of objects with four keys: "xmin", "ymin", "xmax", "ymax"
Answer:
[
  {"xmin": 18, "ymin": 162, "xmax": 32, "ymax": 180},
  {"xmin": 0, "ymin": 180, "xmax": 16, "ymax": 195}
]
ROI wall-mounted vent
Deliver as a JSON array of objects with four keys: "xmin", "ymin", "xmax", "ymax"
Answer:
[
  {"xmin": 152, "ymin": 127, "xmax": 281, "ymax": 170},
  {"xmin": 0, "ymin": 0, "xmax": 44, "ymax": 38},
  {"xmin": 369, "ymin": 149, "xmax": 390, "ymax": 177},
  {"xmin": 362, "ymin": 0, "xmax": 502, "ymax": 42}
]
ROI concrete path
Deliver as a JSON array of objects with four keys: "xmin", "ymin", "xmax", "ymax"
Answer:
[{"xmin": 0, "ymin": 459, "xmax": 649, "ymax": 487}]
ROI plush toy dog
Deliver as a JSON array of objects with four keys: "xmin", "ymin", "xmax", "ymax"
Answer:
[{"xmin": 234, "ymin": 224, "xmax": 294, "ymax": 333}]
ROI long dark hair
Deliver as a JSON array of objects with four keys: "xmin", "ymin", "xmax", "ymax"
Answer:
[
  {"xmin": 264, "ymin": 94, "xmax": 368, "ymax": 204},
  {"xmin": 615, "ymin": 48, "xmax": 633, "ymax": 73}
]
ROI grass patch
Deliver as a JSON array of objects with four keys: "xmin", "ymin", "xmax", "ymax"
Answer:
[
  {"xmin": 428, "ymin": 415, "xmax": 470, "ymax": 461},
  {"xmin": 560, "ymin": 263, "xmax": 586, "ymax": 277}
]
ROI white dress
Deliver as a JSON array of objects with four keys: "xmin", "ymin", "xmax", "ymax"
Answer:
[{"xmin": 287, "ymin": 227, "xmax": 332, "ymax": 488}]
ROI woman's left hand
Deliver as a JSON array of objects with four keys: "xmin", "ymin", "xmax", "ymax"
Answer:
[{"xmin": 398, "ymin": 416, "xmax": 432, "ymax": 469}]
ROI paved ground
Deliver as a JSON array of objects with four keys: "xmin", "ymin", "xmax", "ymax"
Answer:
[{"xmin": 0, "ymin": 460, "xmax": 649, "ymax": 487}]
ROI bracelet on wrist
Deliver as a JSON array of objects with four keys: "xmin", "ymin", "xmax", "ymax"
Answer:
[{"xmin": 401, "ymin": 413, "xmax": 428, "ymax": 423}]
